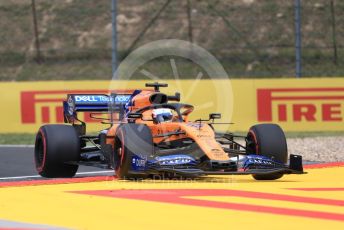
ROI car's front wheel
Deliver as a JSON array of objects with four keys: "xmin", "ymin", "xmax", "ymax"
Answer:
[
  {"xmin": 114, "ymin": 124, "xmax": 153, "ymax": 179},
  {"xmin": 246, "ymin": 123, "xmax": 288, "ymax": 180}
]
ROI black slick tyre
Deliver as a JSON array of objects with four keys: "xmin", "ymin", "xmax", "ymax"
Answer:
[
  {"xmin": 114, "ymin": 123, "xmax": 153, "ymax": 179},
  {"xmin": 34, "ymin": 125, "xmax": 80, "ymax": 178},
  {"xmin": 246, "ymin": 123, "xmax": 288, "ymax": 180}
]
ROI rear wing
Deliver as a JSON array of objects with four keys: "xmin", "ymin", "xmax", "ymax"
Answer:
[{"xmin": 63, "ymin": 92, "xmax": 135, "ymax": 123}]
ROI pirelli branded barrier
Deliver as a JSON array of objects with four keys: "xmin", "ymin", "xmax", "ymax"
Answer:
[{"xmin": 0, "ymin": 78, "xmax": 343, "ymax": 133}]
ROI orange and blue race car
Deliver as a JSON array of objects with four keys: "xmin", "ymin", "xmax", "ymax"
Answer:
[{"xmin": 34, "ymin": 82, "xmax": 305, "ymax": 180}]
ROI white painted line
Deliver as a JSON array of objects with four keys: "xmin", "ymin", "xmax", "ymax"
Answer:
[
  {"xmin": 0, "ymin": 145, "xmax": 34, "ymax": 148},
  {"xmin": 0, "ymin": 175, "xmax": 40, "ymax": 180},
  {"xmin": 76, "ymin": 170, "xmax": 113, "ymax": 175},
  {"xmin": 0, "ymin": 170, "xmax": 113, "ymax": 180}
]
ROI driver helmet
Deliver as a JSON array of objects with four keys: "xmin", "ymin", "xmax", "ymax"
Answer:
[{"xmin": 152, "ymin": 108, "xmax": 173, "ymax": 123}]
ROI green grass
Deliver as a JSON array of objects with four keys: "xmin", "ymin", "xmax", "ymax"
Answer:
[
  {"xmin": 284, "ymin": 131, "xmax": 344, "ymax": 138},
  {"xmin": 0, "ymin": 131, "xmax": 343, "ymax": 145},
  {"xmin": 0, "ymin": 133, "xmax": 36, "ymax": 145},
  {"xmin": 3, "ymin": 52, "xmax": 344, "ymax": 81},
  {"xmin": 1, "ymin": 1, "xmax": 344, "ymax": 81},
  {"xmin": 228, "ymin": 131, "xmax": 344, "ymax": 139}
]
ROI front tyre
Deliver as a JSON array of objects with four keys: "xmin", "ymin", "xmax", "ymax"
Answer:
[
  {"xmin": 114, "ymin": 124, "xmax": 153, "ymax": 179},
  {"xmin": 246, "ymin": 123, "xmax": 288, "ymax": 180},
  {"xmin": 35, "ymin": 125, "xmax": 80, "ymax": 178}
]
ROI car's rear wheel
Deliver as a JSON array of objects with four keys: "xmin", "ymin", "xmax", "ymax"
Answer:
[
  {"xmin": 246, "ymin": 123, "xmax": 288, "ymax": 180},
  {"xmin": 114, "ymin": 124, "xmax": 153, "ymax": 179},
  {"xmin": 35, "ymin": 125, "xmax": 80, "ymax": 178}
]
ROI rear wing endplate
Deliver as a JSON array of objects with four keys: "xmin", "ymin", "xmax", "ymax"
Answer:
[{"xmin": 63, "ymin": 93, "xmax": 132, "ymax": 123}]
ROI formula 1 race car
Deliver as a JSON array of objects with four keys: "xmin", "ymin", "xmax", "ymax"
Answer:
[{"xmin": 34, "ymin": 82, "xmax": 304, "ymax": 180}]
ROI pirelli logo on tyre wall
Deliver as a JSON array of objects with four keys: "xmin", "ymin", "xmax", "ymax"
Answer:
[
  {"xmin": 21, "ymin": 90, "xmax": 107, "ymax": 124},
  {"xmin": 0, "ymin": 78, "xmax": 343, "ymax": 133},
  {"xmin": 257, "ymin": 88, "xmax": 344, "ymax": 123}
]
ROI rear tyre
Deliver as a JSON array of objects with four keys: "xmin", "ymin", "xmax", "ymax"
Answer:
[
  {"xmin": 246, "ymin": 123, "xmax": 288, "ymax": 180},
  {"xmin": 34, "ymin": 125, "xmax": 80, "ymax": 178},
  {"xmin": 114, "ymin": 124, "xmax": 153, "ymax": 179}
]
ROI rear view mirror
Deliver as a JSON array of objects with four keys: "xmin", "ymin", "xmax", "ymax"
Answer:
[
  {"xmin": 209, "ymin": 113, "xmax": 221, "ymax": 120},
  {"xmin": 167, "ymin": 92, "xmax": 181, "ymax": 102},
  {"xmin": 127, "ymin": 113, "xmax": 143, "ymax": 119}
]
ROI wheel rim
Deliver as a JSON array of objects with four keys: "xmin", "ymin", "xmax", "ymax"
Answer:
[{"xmin": 35, "ymin": 131, "xmax": 46, "ymax": 172}]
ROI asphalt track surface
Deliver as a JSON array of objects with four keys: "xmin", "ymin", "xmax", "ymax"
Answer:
[
  {"xmin": 0, "ymin": 146, "xmax": 322, "ymax": 181},
  {"xmin": 0, "ymin": 146, "xmax": 344, "ymax": 229},
  {"xmin": 0, "ymin": 146, "xmax": 113, "ymax": 181}
]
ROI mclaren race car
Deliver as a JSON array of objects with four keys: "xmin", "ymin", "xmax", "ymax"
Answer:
[{"xmin": 34, "ymin": 82, "xmax": 304, "ymax": 180}]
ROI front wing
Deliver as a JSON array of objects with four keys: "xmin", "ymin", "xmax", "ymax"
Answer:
[{"xmin": 128, "ymin": 154, "xmax": 305, "ymax": 177}]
